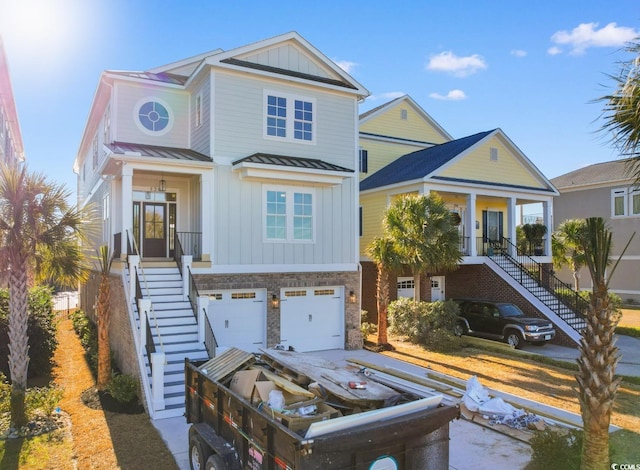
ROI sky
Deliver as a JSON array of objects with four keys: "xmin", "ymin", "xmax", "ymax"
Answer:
[{"xmin": 0, "ymin": 0, "xmax": 639, "ymax": 200}]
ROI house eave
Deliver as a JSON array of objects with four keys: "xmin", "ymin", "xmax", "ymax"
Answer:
[{"xmin": 232, "ymin": 162, "xmax": 350, "ymax": 185}]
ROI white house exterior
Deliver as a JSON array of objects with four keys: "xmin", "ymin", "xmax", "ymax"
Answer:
[{"xmin": 74, "ymin": 33, "xmax": 369, "ymax": 417}]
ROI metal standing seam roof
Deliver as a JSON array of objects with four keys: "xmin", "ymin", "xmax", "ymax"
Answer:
[
  {"xmin": 107, "ymin": 142, "xmax": 212, "ymax": 162},
  {"xmin": 233, "ymin": 153, "xmax": 354, "ymax": 172},
  {"xmin": 106, "ymin": 70, "xmax": 188, "ymax": 85},
  {"xmin": 550, "ymin": 159, "xmax": 635, "ymax": 189},
  {"xmin": 360, "ymin": 130, "xmax": 494, "ymax": 191}
]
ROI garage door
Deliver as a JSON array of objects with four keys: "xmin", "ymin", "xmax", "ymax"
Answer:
[
  {"xmin": 280, "ymin": 286, "xmax": 344, "ymax": 352},
  {"xmin": 206, "ymin": 289, "xmax": 266, "ymax": 353}
]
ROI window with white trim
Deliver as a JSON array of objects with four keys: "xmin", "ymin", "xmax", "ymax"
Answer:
[
  {"xmin": 264, "ymin": 91, "xmax": 315, "ymax": 143},
  {"xmin": 264, "ymin": 186, "xmax": 315, "ymax": 242},
  {"xmin": 611, "ymin": 187, "xmax": 640, "ymax": 217}
]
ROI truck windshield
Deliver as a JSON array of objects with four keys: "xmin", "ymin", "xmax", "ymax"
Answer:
[{"xmin": 499, "ymin": 304, "xmax": 524, "ymax": 317}]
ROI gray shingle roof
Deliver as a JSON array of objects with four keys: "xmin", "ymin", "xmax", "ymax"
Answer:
[
  {"xmin": 550, "ymin": 159, "xmax": 635, "ymax": 189},
  {"xmin": 107, "ymin": 142, "xmax": 212, "ymax": 162},
  {"xmin": 360, "ymin": 130, "xmax": 494, "ymax": 191},
  {"xmin": 106, "ymin": 71, "xmax": 188, "ymax": 85},
  {"xmin": 233, "ymin": 153, "xmax": 353, "ymax": 172}
]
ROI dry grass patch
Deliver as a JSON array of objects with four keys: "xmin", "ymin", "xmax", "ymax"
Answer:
[
  {"xmin": 373, "ymin": 335, "xmax": 640, "ymax": 462},
  {"xmin": 620, "ymin": 308, "xmax": 640, "ymax": 328}
]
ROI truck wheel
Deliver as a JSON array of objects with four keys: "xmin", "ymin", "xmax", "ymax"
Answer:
[
  {"xmin": 505, "ymin": 331, "xmax": 523, "ymax": 349},
  {"xmin": 190, "ymin": 434, "xmax": 212, "ymax": 470},
  {"xmin": 453, "ymin": 323, "xmax": 465, "ymax": 337},
  {"xmin": 206, "ymin": 454, "xmax": 227, "ymax": 470}
]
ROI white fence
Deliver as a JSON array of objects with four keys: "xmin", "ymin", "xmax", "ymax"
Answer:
[{"xmin": 53, "ymin": 291, "xmax": 78, "ymax": 315}]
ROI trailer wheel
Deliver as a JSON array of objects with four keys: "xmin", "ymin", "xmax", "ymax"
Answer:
[
  {"xmin": 189, "ymin": 434, "xmax": 212, "ymax": 470},
  {"xmin": 205, "ymin": 454, "xmax": 227, "ymax": 470}
]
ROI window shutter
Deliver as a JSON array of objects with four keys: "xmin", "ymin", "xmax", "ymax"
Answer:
[
  {"xmin": 498, "ymin": 212, "xmax": 503, "ymax": 240},
  {"xmin": 359, "ymin": 149, "xmax": 368, "ymax": 173},
  {"xmin": 482, "ymin": 210, "xmax": 488, "ymax": 239}
]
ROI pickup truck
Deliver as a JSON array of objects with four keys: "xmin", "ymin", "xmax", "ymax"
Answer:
[
  {"xmin": 185, "ymin": 348, "xmax": 459, "ymax": 470},
  {"xmin": 453, "ymin": 298, "xmax": 556, "ymax": 349}
]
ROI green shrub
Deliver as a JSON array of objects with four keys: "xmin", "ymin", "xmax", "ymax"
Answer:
[
  {"xmin": 0, "ymin": 286, "xmax": 58, "ymax": 378},
  {"xmin": 529, "ymin": 428, "xmax": 582, "ymax": 470},
  {"xmin": 361, "ymin": 322, "xmax": 378, "ymax": 337},
  {"xmin": 26, "ymin": 385, "xmax": 63, "ymax": 417},
  {"xmin": 70, "ymin": 309, "xmax": 99, "ymax": 377},
  {"xmin": 388, "ymin": 299, "xmax": 462, "ymax": 351},
  {"xmin": 0, "ymin": 372, "xmax": 10, "ymax": 413},
  {"xmin": 108, "ymin": 374, "xmax": 138, "ymax": 403}
]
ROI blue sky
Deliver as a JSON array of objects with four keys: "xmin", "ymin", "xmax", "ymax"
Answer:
[{"xmin": 1, "ymin": 0, "xmax": 638, "ymax": 197}]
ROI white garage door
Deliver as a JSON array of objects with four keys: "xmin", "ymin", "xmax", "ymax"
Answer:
[
  {"xmin": 280, "ymin": 286, "xmax": 344, "ymax": 352},
  {"xmin": 206, "ymin": 289, "xmax": 266, "ymax": 353}
]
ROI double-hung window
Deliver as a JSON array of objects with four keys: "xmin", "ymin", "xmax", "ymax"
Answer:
[
  {"xmin": 611, "ymin": 187, "xmax": 640, "ymax": 217},
  {"xmin": 265, "ymin": 91, "xmax": 315, "ymax": 143},
  {"xmin": 265, "ymin": 186, "xmax": 315, "ymax": 242}
]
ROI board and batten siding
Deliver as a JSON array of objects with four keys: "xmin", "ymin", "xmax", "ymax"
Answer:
[
  {"xmin": 190, "ymin": 75, "xmax": 210, "ymax": 156},
  {"xmin": 360, "ymin": 104, "xmax": 449, "ymax": 145},
  {"xmin": 114, "ymin": 82, "xmax": 189, "ymax": 149},
  {"xmin": 241, "ymin": 43, "xmax": 334, "ymax": 80},
  {"xmin": 212, "ymin": 165, "xmax": 356, "ymax": 266},
  {"xmin": 438, "ymin": 137, "xmax": 544, "ymax": 189},
  {"xmin": 212, "ymin": 73, "xmax": 356, "ymax": 168}
]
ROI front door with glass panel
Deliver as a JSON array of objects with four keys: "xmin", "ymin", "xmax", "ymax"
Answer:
[
  {"xmin": 133, "ymin": 191, "xmax": 177, "ymax": 258},
  {"xmin": 143, "ymin": 203, "xmax": 166, "ymax": 257}
]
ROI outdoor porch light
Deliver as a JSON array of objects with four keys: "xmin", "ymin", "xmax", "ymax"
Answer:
[
  {"xmin": 158, "ymin": 176, "xmax": 167, "ymax": 192},
  {"xmin": 349, "ymin": 290, "xmax": 357, "ymax": 303},
  {"xmin": 271, "ymin": 294, "xmax": 280, "ymax": 308}
]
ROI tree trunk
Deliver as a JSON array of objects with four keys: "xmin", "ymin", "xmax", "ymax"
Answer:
[
  {"xmin": 376, "ymin": 267, "xmax": 389, "ymax": 345},
  {"xmin": 577, "ymin": 283, "xmax": 620, "ymax": 470},
  {"xmin": 413, "ymin": 273, "xmax": 421, "ymax": 302},
  {"xmin": 8, "ymin": 254, "xmax": 29, "ymax": 427},
  {"xmin": 96, "ymin": 275, "xmax": 111, "ymax": 390}
]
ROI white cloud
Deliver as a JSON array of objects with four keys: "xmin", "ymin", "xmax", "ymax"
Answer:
[
  {"xmin": 429, "ymin": 89, "xmax": 467, "ymax": 101},
  {"xmin": 547, "ymin": 46, "xmax": 563, "ymax": 56},
  {"xmin": 426, "ymin": 51, "xmax": 487, "ymax": 77},
  {"xmin": 550, "ymin": 22, "xmax": 638, "ymax": 55},
  {"xmin": 334, "ymin": 59, "xmax": 358, "ymax": 74},
  {"xmin": 369, "ymin": 91, "xmax": 406, "ymax": 101},
  {"xmin": 511, "ymin": 49, "xmax": 527, "ymax": 58}
]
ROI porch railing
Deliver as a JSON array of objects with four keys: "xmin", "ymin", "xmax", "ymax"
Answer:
[
  {"xmin": 489, "ymin": 237, "xmax": 589, "ymax": 331},
  {"xmin": 187, "ymin": 267, "xmax": 199, "ymax": 321},
  {"xmin": 176, "ymin": 232, "xmax": 202, "ymax": 261},
  {"xmin": 458, "ymin": 236, "xmax": 470, "ymax": 256},
  {"xmin": 203, "ymin": 309, "xmax": 218, "ymax": 358}
]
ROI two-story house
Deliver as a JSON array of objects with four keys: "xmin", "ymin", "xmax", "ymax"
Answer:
[
  {"xmin": 74, "ymin": 32, "xmax": 369, "ymax": 418},
  {"xmin": 551, "ymin": 159, "xmax": 640, "ymax": 303},
  {"xmin": 357, "ymin": 96, "xmax": 587, "ymax": 346}
]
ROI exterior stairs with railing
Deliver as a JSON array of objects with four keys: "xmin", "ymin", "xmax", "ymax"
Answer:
[
  {"xmin": 127, "ymin": 261, "xmax": 210, "ymax": 419},
  {"xmin": 484, "ymin": 239, "xmax": 587, "ymax": 345}
]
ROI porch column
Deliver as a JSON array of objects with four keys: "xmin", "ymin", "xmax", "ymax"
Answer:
[
  {"xmin": 507, "ymin": 197, "xmax": 517, "ymax": 257},
  {"xmin": 121, "ymin": 165, "xmax": 134, "ymax": 258},
  {"xmin": 200, "ymin": 172, "xmax": 213, "ymax": 263},
  {"xmin": 543, "ymin": 200, "xmax": 552, "ymax": 256},
  {"xmin": 466, "ymin": 193, "xmax": 477, "ymax": 256}
]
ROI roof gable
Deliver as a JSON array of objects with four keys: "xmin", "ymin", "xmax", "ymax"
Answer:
[
  {"xmin": 208, "ymin": 32, "xmax": 369, "ymax": 96},
  {"xmin": 359, "ymin": 95, "xmax": 452, "ymax": 144},
  {"xmin": 437, "ymin": 130, "xmax": 551, "ymax": 190}
]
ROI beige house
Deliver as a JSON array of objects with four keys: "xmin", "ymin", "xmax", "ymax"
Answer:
[{"xmin": 551, "ymin": 159, "xmax": 640, "ymax": 303}]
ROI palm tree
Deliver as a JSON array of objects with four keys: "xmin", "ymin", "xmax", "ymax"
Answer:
[
  {"xmin": 598, "ymin": 39, "xmax": 640, "ymax": 186},
  {"xmin": 366, "ymin": 236, "xmax": 403, "ymax": 346},
  {"xmin": 96, "ymin": 245, "xmax": 114, "ymax": 390},
  {"xmin": 0, "ymin": 162, "xmax": 91, "ymax": 427},
  {"xmin": 552, "ymin": 219, "xmax": 587, "ymax": 291},
  {"xmin": 576, "ymin": 217, "xmax": 633, "ymax": 470},
  {"xmin": 383, "ymin": 193, "xmax": 462, "ymax": 301}
]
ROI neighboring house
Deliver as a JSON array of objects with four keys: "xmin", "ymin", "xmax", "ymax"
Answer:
[
  {"xmin": 551, "ymin": 159, "xmax": 640, "ymax": 303},
  {"xmin": 0, "ymin": 36, "xmax": 25, "ymax": 166},
  {"xmin": 357, "ymin": 96, "xmax": 586, "ymax": 346},
  {"xmin": 74, "ymin": 32, "xmax": 369, "ymax": 418}
]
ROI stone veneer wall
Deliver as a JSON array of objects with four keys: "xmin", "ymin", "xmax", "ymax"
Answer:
[{"xmin": 194, "ymin": 270, "xmax": 363, "ymax": 350}]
